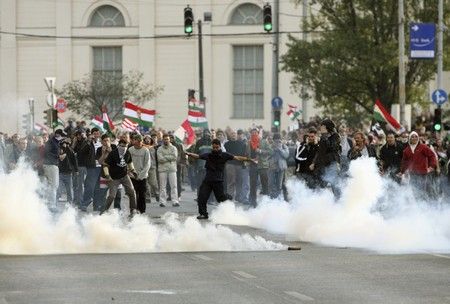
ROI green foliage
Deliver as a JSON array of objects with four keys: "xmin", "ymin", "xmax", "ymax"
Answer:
[
  {"xmin": 56, "ymin": 71, "xmax": 163, "ymax": 121},
  {"xmin": 282, "ymin": 0, "xmax": 450, "ymax": 123}
]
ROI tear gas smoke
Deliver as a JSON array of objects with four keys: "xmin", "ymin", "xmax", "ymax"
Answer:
[
  {"xmin": 212, "ymin": 157, "xmax": 450, "ymax": 254},
  {"xmin": 0, "ymin": 162, "xmax": 284, "ymax": 255}
]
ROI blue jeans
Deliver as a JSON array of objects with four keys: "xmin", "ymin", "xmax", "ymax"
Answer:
[
  {"xmin": 58, "ymin": 172, "xmax": 74, "ymax": 203},
  {"xmin": 80, "ymin": 167, "xmax": 101, "ymax": 211},
  {"xmin": 269, "ymin": 168, "xmax": 285, "ymax": 199},
  {"xmin": 74, "ymin": 166, "xmax": 87, "ymax": 206}
]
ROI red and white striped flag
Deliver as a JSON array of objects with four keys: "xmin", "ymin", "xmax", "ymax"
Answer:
[{"xmin": 121, "ymin": 118, "xmax": 138, "ymax": 132}]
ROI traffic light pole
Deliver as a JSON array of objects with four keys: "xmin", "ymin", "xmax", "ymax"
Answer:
[
  {"xmin": 437, "ymin": 0, "xmax": 444, "ymax": 133},
  {"xmin": 198, "ymin": 20, "xmax": 205, "ymax": 108},
  {"xmin": 271, "ymin": 0, "xmax": 280, "ymax": 133}
]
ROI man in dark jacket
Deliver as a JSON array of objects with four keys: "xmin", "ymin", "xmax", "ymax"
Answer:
[
  {"xmin": 295, "ymin": 128, "xmax": 318, "ymax": 188},
  {"xmin": 380, "ymin": 131, "xmax": 404, "ymax": 179},
  {"xmin": 101, "ymin": 139, "xmax": 138, "ymax": 215},
  {"xmin": 310, "ymin": 119, "xmax": 341, "ymax": 189},
  {"xmin": 57, "ymin": 139, "xmax": 78, "ymax": 205},
  {"xmin": 43, "ymin": 129, "xmax": 62, "ymax": 208},
  {"xmin": 72, "ymin": 130, "xmax": 89, "ymax": 206},
  {"xmin": 78, "ymin": 127, "xmax": 103, "ymax": 212},
  {"xmin": 186, "ymin": 139, "xmax": 255, "ymax": 220}
]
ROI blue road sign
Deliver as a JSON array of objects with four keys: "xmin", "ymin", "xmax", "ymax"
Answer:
[
  {"xmin": 271, "ymin": 96, "xmax": 283, "ymax": 109},
  {"xmin": 432, "ymin": 89, "xmax": 448, "ymax": 106},
  {"xmin": 410, "ymin": 23, "xmax": 436, "ymax": 59}
]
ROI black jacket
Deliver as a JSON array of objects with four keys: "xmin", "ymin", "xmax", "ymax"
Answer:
[
  {"xmin": 58, "ymin": 146, "xmax": 78, "ymax": 174},
  {"xmin": 77, "ymin": 139, "xmax": 101, "ymax": 168},
  {"xmin": 314, "ymin": 132, "xmax": 341, "ymax": 169},
  {"xmin": 380, "ymin": 142, "xmax": 404, "ymax": 172},
  {"xmin": 43, "ymin": 137, "xmax": 60, "ymax": 166},
  {"xmin": 295, "ymin": 142, "xmax": 318, "ymax": 174}
]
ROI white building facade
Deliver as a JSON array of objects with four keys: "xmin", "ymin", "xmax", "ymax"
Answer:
[{"xmin": 0, "ymin": 0, "xmax": 319, "ymax": 134}]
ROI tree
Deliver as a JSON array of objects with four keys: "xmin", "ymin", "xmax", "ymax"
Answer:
[
  {"xmin": 57, "ymin": 71, "xmax": 163, "ymax": 121},
  {"xmin": 282, "ymin": 0, "xmax": 450, "ymax": 123}
]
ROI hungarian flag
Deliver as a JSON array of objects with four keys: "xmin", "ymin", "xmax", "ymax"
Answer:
[
  {"xmin": 102, "ymin": 111, "xmax": 115, "ymax": 134},
  {"xmin": 373, "ymin": 99, "xmax": 403, "ymax": 133},
  {"xmin": 174, "ymin": 119, "xmax": 195, "ymax": 146},
  {"xmin": 123, "ymin": 101, "xmax": 155, "ymax": 127},
  {"xmin": 121, "ymin": 118, "xmax": 138, "ymax": 132},
  {"xmin": 188, "ymin": 96, "xmax": 205, "ymax": 112},
  {"xmin": 34, "ymin": 123, "xmax": 48, "ymax": 133},
  {"xmin": 188, "ymin": 110, "xmax": 208, "ymax": 128},
  {"xmin": 286, "ymin": 104, "xmax": 301, "ymax": 121},
  {"xmin": 90, "ymin": 115, "xmax": 105, "ymax": 132}
]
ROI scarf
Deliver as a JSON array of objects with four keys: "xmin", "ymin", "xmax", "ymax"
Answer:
[{"xmin": 250, "ymin": 133, "xmax": 260, "ymax": 150}]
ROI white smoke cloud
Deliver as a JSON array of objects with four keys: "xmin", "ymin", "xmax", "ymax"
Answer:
[
  {"xmin": 0, "ymin": 162, "xmax": 284, "ymax": 254},
  {"xmin": 212, "ymin": 157, "xmax": 450, "ymax": 254}
]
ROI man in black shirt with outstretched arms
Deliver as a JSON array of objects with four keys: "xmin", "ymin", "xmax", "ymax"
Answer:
[{"xmin": 185, "ymin": 138, "xmax": 256, "ymax": 220}]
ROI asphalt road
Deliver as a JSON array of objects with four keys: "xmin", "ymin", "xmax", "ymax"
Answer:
[{"xmin": 1, "ymin": 189, "xmax": 449, "ymax": 304}]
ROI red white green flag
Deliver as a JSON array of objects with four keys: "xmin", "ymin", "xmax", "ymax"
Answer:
[
  {"xmin": 90, "ymin": 115, "xmax": 105, "ymax": 132},
  {"xmin": 373, "ymin": 99, "xmax": 403, "ymax": 132},
  {"xmin": 174, "ymin": 119, "xmax": 195, "ymax": 146},
  {"xmin": 123, "ymin": 100, "xmax": 155, "ymax": 127},
  {"xmin": 102, "ymin": 111, "xmax": 115, "ymax": 134},
  {"xmin": 286, "ymin": 104, "xmax": 301, "ymax": 121},
  {"xmin": 187, "ymin": 110, "xmax": 208, "ymax": 128}
]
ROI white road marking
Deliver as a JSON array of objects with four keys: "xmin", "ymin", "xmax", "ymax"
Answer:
[
  {"xmin": 429, "ymin": 253, "xmax": 450, "ymax": 259},
  {"xmin": 125, "ymin": 290, "xmax": 176, "ymax": 295},
  {"xmin": 284, "ymin": 291, "xmax": 314, "ymax": 301},
  {"xmin": 232, "ymin": 271, "xmax": 256, "ymax": 279},
  {"xmin": 194, "ymin": 254, "xmax": 213, "ymax": 261}
]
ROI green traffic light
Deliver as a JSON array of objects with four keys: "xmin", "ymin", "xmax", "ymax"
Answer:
[
  {"xmin": 264, "ymin": 23, "xmax": 272, "ymax": 31},
  {"xmin": 273, "ymin": 121, "xmax": 280, "ymax": 127},
  {"xmin": 185, "ymin": 26, "xmax": 193, "ymax": 34},
  {"xmin": 434, "ymin": 124, "xmax": 442, "ymax": 131}
]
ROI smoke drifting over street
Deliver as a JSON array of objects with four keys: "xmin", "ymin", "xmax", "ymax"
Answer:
[
  {"xmin": 212, "ymin": 157, "xmax": 450, "ymax": 254},
  {"xmin": 0, "ymin": 162, "xmax": 284, "ymax": 255}
]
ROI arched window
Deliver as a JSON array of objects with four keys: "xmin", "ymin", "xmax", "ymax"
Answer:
[
  {"xmin": 89, "ymin": 5, "xmax": 125, "ymax": 27},
  {"xmin": 230, "ymin": 3, "xmax": 263, "ymax": 25}
]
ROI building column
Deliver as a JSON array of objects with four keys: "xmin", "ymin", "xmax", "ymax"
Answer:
[{"xmin": 0, "ymin": 0, "xmax": 18, "ymax": 133}]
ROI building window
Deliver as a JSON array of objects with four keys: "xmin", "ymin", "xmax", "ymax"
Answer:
[
  {"xmin": 230, "ymin": 3, "xmax": 263, "ymax": 25},
  {"xmin": 89, "ymin": 5, "xmax": 125, "ymax": 27},
  {"xmin": 93, "ymin": 47, "xmax": 123, "ymax": 113},
  {"xmin": 233, "ymin": 45, "xmax": 264, "ymax": 119}
]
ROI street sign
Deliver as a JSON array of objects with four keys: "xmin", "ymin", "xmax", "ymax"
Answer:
[
  {"xmin": 47, "ymin": 93, "xmax": 57, "ymax": 107},
  {"xmin": 410, "ymin": 23, "xmax": 436, "ymax": 59},
  {"xmin": 271, "ymin": 96, "xmax": 283, "ymax": 109},
  {"xmin": 44, "ymin": 77, "xmax": 56, "ymax": 91},
  {"xmin": 55, "ymin": 98, "xmax": 67, "ymax": 113},
  {"xmin": 432, "ymin": 89, "xmax": 448, "ymax": 106}
]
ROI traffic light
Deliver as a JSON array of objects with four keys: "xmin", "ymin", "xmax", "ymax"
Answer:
[
  {"xmin": 434, "ymin": 108, "xmax": 442, "ymax": 131},
  {"xmin": 22, "ymin": 113, "xmax": 31, "ymax": 132},
  {"xmin": 184, "ymin": 6, "xmax": 194, "ymax": 34},
  {"xmin": 263, "ymin": 4, "xmax": 272, "ymax": 32},
  {"xmin": 51, "ymin": 109, "xmax": 58, "ymax": 128},
  {"xmin": 44, "ymin": 109, "xmax": 58, "ymax": 129},
  {"xmin": 273, "ymin": 110, "xmax": 281, "ymax": 127}
]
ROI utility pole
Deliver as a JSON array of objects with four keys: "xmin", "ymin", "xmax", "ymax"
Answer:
[
  {"xmin": 198, "ymin": 19, "xmax": 205, "ymax": 107},
  {"xmin": 398, "ymin": 0, "xmax": 406, "ymax": 126},
  {"xmin": 301, "ymin": 0, "xmax": 308, "ymax": 122},
  {"xmin": 28, "ymin": 98, "xmax": 35, "ymax": 132},
  {"xmin": 437, "ymin": 0, "xmax": 443, "ymax": 91},
  {"xmin": 272, "ymin": 0, "xmax": 280, "ymax": 132}
]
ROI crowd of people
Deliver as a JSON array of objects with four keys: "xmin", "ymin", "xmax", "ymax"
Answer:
[{"xmin": 0, "ymin": 116, "xmax": 449, "ymax": 219}]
